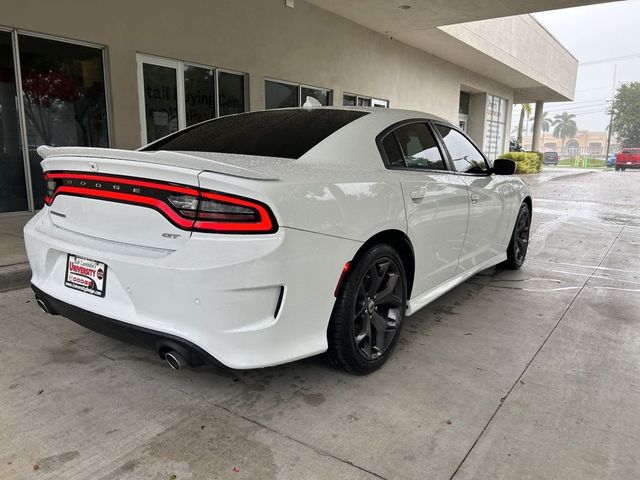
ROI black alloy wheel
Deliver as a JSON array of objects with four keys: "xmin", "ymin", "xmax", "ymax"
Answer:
[
  {"xmin": 352, "ymin": 257, "xmax": 404, "ymax": 360},
  {"xmin": 504, "ymin": 202, "xmax": 531, "ymax": 270},
  {"xmin": 324, "ymin": 244, "xmax": 407, "ymax": 374}
]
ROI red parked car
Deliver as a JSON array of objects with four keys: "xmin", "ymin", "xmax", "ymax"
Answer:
[{"xmin": 616, "ymin": 148, "xmax": 640, "ymax": 171}]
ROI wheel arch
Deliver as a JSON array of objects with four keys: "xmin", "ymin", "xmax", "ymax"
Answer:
[{"xmin": 351, "ymin": 229, "xmax": 416, "ymax": 299}]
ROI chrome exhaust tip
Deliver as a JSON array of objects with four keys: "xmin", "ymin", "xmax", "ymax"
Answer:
[
  {"xmin": 165, "ymin": 350, "xmax": 188, "ymax": 370},
  {"xmin": 36, "ymin": 298, "xmax": 50, "ymax": 314}
]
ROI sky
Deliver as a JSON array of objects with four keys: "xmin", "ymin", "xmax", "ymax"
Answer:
[{"xmin": 512, "ymin": 0, "xmax": 640, "ymax": 134}]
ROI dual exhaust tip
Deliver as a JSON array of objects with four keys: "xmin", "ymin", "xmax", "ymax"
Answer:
[
  {"xmin": 36, "ymin": 298, "xmax": 50, "ymax": 314},
  {"xmin": 36, "ymin": 297, "xmax": 57, "ymax": 316},
  {"xmin": 164, "ymin": 350, "xmax": 189, "ymax": 370},
  {"xmin": 36, "ymin": 296, "xmax": 195, "ymax": 371}
]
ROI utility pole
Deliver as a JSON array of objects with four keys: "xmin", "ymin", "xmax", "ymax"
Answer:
[{"xmin": 604, "ymin": 63, "xmax": 617, "ymax": 161}]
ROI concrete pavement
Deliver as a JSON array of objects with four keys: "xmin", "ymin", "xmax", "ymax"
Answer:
[
  {"xmin": 0, "ymin": 213, "xmax": 32, "ymax": 293},
  {"xmin": 1, "ymin": 170, "xmax": 639, "ymax": 479}
]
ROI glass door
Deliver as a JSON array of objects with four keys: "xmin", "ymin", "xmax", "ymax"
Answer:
[
  {"xmin": 18, "ymin": 34, "xmax": 109, "ymax": 209},
  {"xmin": 0, "ymin": 31, "xmax": 28, "ymax": 213},
  {"xmin": 138, "ymin": 57, "xmax": 182, "ymax": 144}
]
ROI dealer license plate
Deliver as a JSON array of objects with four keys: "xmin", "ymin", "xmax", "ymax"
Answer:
[{"xmin": 65, "ymin": 254, "xmax": 107, "ymax": 297}]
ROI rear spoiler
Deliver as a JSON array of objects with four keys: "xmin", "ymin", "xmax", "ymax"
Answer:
[{"xmin": 37, "ymin": 146, "xmax": 279, "ymax": 181}]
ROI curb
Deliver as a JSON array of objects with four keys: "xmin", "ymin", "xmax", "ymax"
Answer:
[{"xmin": 0, "ymin": 262, "xmax": 32, "ymax": 293}]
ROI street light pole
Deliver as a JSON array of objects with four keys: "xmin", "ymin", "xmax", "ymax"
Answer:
[{"xmin": 604, "ymin": 64, "xmax": 617, "ymax": 161}]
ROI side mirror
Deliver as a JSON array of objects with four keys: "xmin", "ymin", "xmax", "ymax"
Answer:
[{"xmin": 493, "ymin": 158, "xmax": 516, "ymax": 175}]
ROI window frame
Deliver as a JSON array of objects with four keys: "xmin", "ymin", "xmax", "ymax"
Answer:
[
  {"xmin": 432, "ymin": 121, "xmax": 492, "ymax": 176},
  {"xmin": 343, "ymin": 92, "xmax": 389, "ymax": 108},
  {"xmin": 376, "ymin": 119, "xmax": 452, "ymax": 174},
  {"xmin": 483, "ymin": 94, "xmax": 508, "ymax": 160},
  {"xmin": 1, "ymin": 27, "xmax": 112, "ymax": 213},
  {"xmin": 137, "ymin": 53, "xmax": 248, "ymax": 145},
  {"xmin": 216, "ymin": 66, "xmax": 250, "ymax": 117},
  {"xmin": 264, "ymin": 77, "xmax": 332, "ymax": 109}
]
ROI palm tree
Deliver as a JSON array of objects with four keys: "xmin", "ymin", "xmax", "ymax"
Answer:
[
  {"xmin": 517, "ymin": 103, "xmax": 532, "ymax": 144},
  {"xmin": 541, "ymin": 111, "xmax": 552, "ymax": 134},
  {"xmin": 534, "ymin": 111, "xmax": 552, "ymax": 149},
  {"xmin": 552, "ymin": 112, "xmax": 578, "ymax": 154}
]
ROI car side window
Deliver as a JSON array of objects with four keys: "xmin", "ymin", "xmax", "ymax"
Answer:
[
  {"xmin": 436, "ymin": 125, "xmax": 489, "ymax": 174},
  {"xmin": 381, "ymin": 133, "xmax": 405, "ymax": 167},
  {"xmin": 393, "ymin": 123, "xmax": 446, "ymax": 170}
]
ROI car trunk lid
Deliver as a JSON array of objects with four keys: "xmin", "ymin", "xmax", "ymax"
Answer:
[{"xmin": 39, "ymin": 146, "xmax": 279, "ymax": 250}]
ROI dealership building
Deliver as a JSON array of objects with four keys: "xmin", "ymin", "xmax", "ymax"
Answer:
[{"xmin": 0, "ymin": 0, "xmax": 597, "ymax": 213}]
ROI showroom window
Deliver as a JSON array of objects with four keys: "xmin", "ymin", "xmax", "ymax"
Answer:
[
  {"xmin": 483, "ymin": 94, "xmax": 507, "ymax": 160},
  {"xmin": 0, "ymin": 30, "xmax": 28, "ymax": 213},
  {"xmin": 0, "ymin": 29, "xmax": 110, "ymax": 213},
  {"xmin": 343, "ymin": 93, "xmax": 388, "ymax": 108},
  {"xmin": 265, "ymin": 79, "xmax": 332, "ymax": 109},
  {"xmin": 137, "ymin": 54, "xmax": 248, "ymax": 144}
]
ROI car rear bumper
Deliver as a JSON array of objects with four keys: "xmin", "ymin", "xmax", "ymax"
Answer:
[
  {"xmin": 24, "ymin": 210, "xmax": 361, "ymax": 369},
  {"xmin": 32, "ymin": 283, "xmax": 222, "ymax": 366},
  {"xmin": 616, "ymin": 163, "xmax": 640, "ymax": 168}
]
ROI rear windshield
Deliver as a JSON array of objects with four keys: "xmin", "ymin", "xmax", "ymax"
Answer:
[
  {"xmin": 622, "ymin": 148, "xmax": 640, "ymax": 154},
  {"xmin": 143, "ymin": 109, "xmax": 369, "ymax": 159}
]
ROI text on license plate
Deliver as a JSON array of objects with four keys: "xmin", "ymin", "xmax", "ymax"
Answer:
[{"xmin": 65, "ymin": 254, "xmax": 107, "ymax": 297}]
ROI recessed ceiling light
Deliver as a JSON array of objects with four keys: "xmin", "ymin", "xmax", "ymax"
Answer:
[{"xmin": 398, "ymin": 5, "xmax": 411, "ymax": 9}]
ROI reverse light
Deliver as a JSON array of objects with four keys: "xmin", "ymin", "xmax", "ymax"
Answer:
[
  {"xmin": 167, "ymin": 195, "xmax": 199, "ymax": 218},
  {"xmin": 44, "ymin": 171, "xmax": 278, "ymax": 234}
]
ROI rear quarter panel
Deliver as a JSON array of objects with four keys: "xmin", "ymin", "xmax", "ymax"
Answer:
[{"xmin": 198, "ymin": 168, "xmax": 406, "ymax": 242}]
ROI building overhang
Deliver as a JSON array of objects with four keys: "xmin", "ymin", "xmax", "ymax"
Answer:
[{"xmin": 308, "ymin": 0, "xmax": 617, "ymax": 102}]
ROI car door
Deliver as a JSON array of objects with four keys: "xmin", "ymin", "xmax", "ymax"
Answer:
[
  {"xmin": 434, "ymin": 124, "xmax": 509, "ymax": 271},
  {"xmin": 379, "ymin": 121, "xmax": 469, "ymax": 298}
]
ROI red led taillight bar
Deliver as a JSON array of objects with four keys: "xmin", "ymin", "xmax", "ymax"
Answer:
[{"xmin": 44, "ymin": 172, "xmax": 278, "ymax": 234}]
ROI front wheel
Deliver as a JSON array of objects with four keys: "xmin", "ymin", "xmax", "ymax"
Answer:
[
  {"xmin": 324, "ymin": 244, "xmax": 407, "ymax": 374},
  {"xmin": 502, "ymin": 202, "xmax": 531, "ymax": 270}
]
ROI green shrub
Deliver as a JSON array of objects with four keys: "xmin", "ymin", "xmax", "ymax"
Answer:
[{"xmin": 498, "ymin": 151, "xmax": 543, "ymax": 174}]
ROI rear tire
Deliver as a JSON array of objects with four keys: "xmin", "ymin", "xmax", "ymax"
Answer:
[
  {"xmin": 502, "ymin": 202, "xmax": 531, "ymax": 270},
  {"xmin": 615, "ymin": 166, "xmax": 620, "ymax": 171},
  {"xmin": 324, "ymin": 244, "xmax": 407, "ymax": 374}
]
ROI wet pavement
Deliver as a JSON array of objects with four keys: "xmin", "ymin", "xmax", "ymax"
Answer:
[{"xmin": 1, "ymin": 169, "xmax": 639, "ymax": 479}]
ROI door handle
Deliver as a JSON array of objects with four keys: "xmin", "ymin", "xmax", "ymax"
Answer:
[
  {"xmin": 410, "ymin": 188, "xmax": 427, "ymax": 200},
  {"xmin": 470, "ymin": 193, "xmax": 480, "ymax": 204}
]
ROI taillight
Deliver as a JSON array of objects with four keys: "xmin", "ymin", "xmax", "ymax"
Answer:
[
  {"xmin": 193, "ymin": 191, "xmax": 275, "ymax": 233},
  {"xmin": 43, "ymin": 173, "xmax": 57, "ymax": 205},
  {"xmin": 167, "ymin": 192, "xmax": 275, "ymax": 232},
  {"xmin": 167, "ymin": 195, "xmax": 199, "ymax": 218},
  {"xmin": 44, "ymin": 171, "xmax": 278, "ymax": 234}
]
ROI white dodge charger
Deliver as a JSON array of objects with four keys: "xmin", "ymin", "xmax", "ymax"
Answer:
[{"xmin": 24, "ymin": 107, "xmax": 531, "ymax": 374}]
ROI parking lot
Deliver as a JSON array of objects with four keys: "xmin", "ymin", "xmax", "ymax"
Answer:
[{"xmin": 1, "ymin": 169, "xmax": 639, "ymax": 480}]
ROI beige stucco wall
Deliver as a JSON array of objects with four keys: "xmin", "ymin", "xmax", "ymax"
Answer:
[
  {"xmin": 2, "ymin": 0, "xmax": 515, "ymax": 149},
  {"xmin": 441, "ymin": 15, "xmax": 578, "ymax": 102}
]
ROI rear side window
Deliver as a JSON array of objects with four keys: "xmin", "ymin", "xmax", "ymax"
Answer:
[
  {"xmin": 143, "ymin": 109, "xmax": 368, "ymax": 159},
  {"xmin": 381, "ymin": 122, "xmax": 446, "ymax": 170},
  {"xmin": 436, "ymin": 125, "xmax": 489, "ymax": 174},
  {"xmin": 381, "ymin": 134, "xmax": 404, "ymax": 167},
  {"xmin": 393, "ymin": 123, "xmax": 445, "ymax": 170}
]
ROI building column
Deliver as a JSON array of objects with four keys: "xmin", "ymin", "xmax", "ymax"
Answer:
[{"xmin": 531, "ymin": 100, "xmax": 544, "ymax": 152}]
